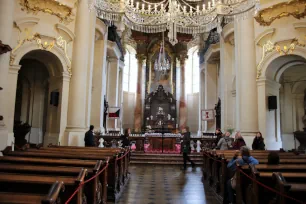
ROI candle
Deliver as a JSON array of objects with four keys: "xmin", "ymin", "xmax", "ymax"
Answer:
[
  {"xmin": 136, "ymin": 2, "xmax": 139, "ymax": 9},
  {"xmin": 203, "ymin": 4, "xmax": 206, "ymax": 11}
]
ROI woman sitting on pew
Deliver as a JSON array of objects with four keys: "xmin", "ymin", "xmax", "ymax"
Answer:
[
  {"xmin": 227, "ymin": 146, "xmax": 259, "ymax": 204},
  {"xmin": 232, "ymin": 132, "xmax": 246, "ymax": 150},
  {"xmin": 216, "ymin": 132, "xmax": 232, "ymax": 150},
  {"xmin": 252, "ymin": 132, "xmax": 265, "ymax": 150}
]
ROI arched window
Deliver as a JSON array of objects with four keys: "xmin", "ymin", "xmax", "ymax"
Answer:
[
  {"xmin": 123, "ymin": 45, "xmax": 138, "ymax": 93},
  {"xmin": 186, "ymin": 46, "xmax": 200, "ymax": 94}
]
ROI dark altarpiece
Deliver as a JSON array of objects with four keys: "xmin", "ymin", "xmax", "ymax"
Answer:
[{"xmin": 143, "ymin": 85, "xmax": 177, "ymax": 131}]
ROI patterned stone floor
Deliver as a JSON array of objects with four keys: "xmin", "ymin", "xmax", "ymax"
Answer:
[{"xmin": 116, "ymin": 165, "xmax": 220, "ymax": 204}]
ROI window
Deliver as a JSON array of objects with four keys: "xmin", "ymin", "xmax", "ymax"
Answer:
[
  {"xmin": 123, "ymin": 45, "xmax": 138, "ymax": 93},
  {"xmin": 185, "ymin": 46, "xmax": 200, "ymax": 94}
]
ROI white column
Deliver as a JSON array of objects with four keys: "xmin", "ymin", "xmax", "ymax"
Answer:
[
  {"xmin": 85, "ymin": 13, "xmax": 97, "ymax": 128},
  {"xmin": 0, "ymin": 0, "xmax": 16, "ymax": 153},
  {"xmin": 6, "ymin": 65, "xmax": 22, "ymax": 146},
  {"xmin": 90, "ymin": 35, "xmax": 108, "ymax": 132},
  {"xmin": 118, "ymin": 61, "xmax": 124, "ymax": 132},
  {"xmin": 234, "ymin": 18, "xmax": 258, "ymax": 138},
  {"xmin": 205, "ymin": 63, "xmax": 218, "ymax": 132},
  {"xmin": 198, "ymin": 69, "xmax": 204, "ymax": 136},
  {"xmin": 107, "ymin": 58, "xmax": 120, "ymax": 130},
  {"xmin": 58, "ymin": 73, "xmax": 70, "ymax": 145},
  {"xmin": 220, "ymin": 35, "xmax": 235, "ymax": 131},
  {"xmin": 65, "ymin": 0, "xmax": 90, "ymax": 146}
]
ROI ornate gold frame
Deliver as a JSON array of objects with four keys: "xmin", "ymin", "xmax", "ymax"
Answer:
[
  {"xmin": 255, "ymin": 0, "xmax": 306, "ymax": 26},
  {"xmin": 20, "ymin": 0, "xmax": 74, "ymax": 24}
]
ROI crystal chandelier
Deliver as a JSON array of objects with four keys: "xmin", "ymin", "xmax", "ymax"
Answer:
[
  {"xmin": 91, "ymin": 0, "xmax": 260, "ymax": 45},
  {"xmin": 154, "ymin": 32, "xmax": 170, "ymax": 73}
]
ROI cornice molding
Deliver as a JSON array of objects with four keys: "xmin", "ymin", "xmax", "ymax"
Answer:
[
  {"xmin": 255, "ymin": 28, "xmax": 276, "ymax": 46},
  {"xmin": 55, "ymin": 24, "xmax": 75, "ymax": 42},
  {"xmin": 15, "ymin": 17, "xmax": 40, "ymax": 28}
]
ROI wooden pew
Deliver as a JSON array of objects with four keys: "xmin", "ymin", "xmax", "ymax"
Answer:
[
  {"xmin": 0, "ymin": 156, "xmax": 108, "ymax": 204},
  {"xmin": 0, "ymin": 181, "xmax": 64, "ymax": 204},
  {"xmin": 0, "ymin": 162, "xmax": 105, "ymax": 204},
  {"xmin": 235, "ymin": 164, "xmax": 306, "ymax": 204},
  {"xmin": 202, "ymin": 150, "xmax": 306, "ymax": 202},
  {"xmin": 2, "ymin": 149, "xmax": 124, "ymax": 201},
  {"xmin": 273, "ymin": 172, "xmax": 306, "ymax": 204},
  {"xmin": 0, "ymin": 170, "xmax": 87, "ymax": 204},
  {"xmin": 26, "ymin": 146, "xmax": 130, "ymax": 186},
  {"xmin": 24, "ymin": 147, "xmax": 128, "ymax": 189}
]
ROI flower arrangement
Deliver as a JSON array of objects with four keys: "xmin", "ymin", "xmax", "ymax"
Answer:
[{"xmin": 225, "ymin": 125, "xmax": 235, "ymax": 135}]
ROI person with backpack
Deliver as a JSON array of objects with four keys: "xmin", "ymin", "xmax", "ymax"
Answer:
[
  {"xmin": 216, "ymin": 131, "xmax": 232, "ymax": 150},
  {"xmin": 226, "ymin": 146, "xmax": 259, "ymax": 204}
]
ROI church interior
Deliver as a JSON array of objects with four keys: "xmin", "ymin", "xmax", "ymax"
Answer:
[{"xmin": 1, "ymin": 0, "xmax": 306, "ymax": 203}]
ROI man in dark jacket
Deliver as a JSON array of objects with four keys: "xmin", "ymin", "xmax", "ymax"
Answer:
[
  {"xmin": 182, "ymin": 126, "xmax": 195, "ymax": 170},
  {"xmin": 84, "ymin": 125, "xmax": 95, "ymax": 147}
]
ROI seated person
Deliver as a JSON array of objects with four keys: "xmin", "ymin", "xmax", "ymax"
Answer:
[
  {"xmin": 120, "ymin": 128, "xmax": 131, "ymax": 147},
  {"xmin": 227, "ymin": 146, "xmax": 259, "ymax": 204},
  {"xmin": 267, "ymin": 151, "xmax": 280, "ymax": 165},
  {"xmin": 216, "ymin": 132, "xmax": 232, "ymax": 150},
  {"xmin": 232, "ymin": 132, "xmax": 246, "ymax": 150}
]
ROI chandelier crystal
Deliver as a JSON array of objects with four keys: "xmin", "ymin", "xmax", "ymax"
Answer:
[
  {"xmin": 154, "ymin": 32, "xmax": 170, "ymax": 73},
  {"xmin": 90, "ymin": 0, "xmax": 260, "ymax": 45}
]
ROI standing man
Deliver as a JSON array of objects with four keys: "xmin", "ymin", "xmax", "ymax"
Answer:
[
  {"xmin": 182, "ymin": 126, "xmax": 195, "ymax": 170},
  {"xmin": 84, "ymin": 125, "xmax": 95, "ymax": 147}
]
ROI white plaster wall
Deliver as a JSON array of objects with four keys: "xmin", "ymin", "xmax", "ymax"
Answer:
[
  {"xmin": 122, "ymin": 91, "xmax": 136, "ymax": 130},
  {"xmin": 187, "ymin": 93, "xmax": 199, "ymax": 133}
]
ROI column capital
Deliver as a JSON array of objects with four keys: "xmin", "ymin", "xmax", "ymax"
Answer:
[
  {"xmin": 9, "ymin": 65, "xmax": 21, "ymax": 74},
  {"xmin": 108, "ymin": 57, "xmax": 118, "ymax": 63},
  {"xmin": 136, "ymin": 54, "xmax": 146, "ymax": 62},
  {"xmin": 178, "ymin": 52, "xmax": 188, "ymax": 65}
]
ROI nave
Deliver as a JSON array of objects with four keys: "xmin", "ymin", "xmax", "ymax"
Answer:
[{"xmin": 117, "ymin": 165, "xmax": 220, "ymax": 204}]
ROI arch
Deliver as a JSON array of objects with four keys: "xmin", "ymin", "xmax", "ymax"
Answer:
[
  {"xmin": 292, "ymin": 76, "xmax": 306, "ymax": 94},
  {"xmin": 11, "ymin": 41, "xmax": 71, "ymax": 76},
  {"xmin": 259, "ymin": 46, "xmax": 306, "ymax": 80}
]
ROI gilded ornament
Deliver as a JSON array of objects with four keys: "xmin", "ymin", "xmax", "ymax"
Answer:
[
  {"xmin": 256, "ymin": 39, "xmax": 306, "ymax": 79},
  {"xmin": 255, "ymin": 0, "xmax": 306, "ymax": 26},
  {"xmin": 11, "ymin": 27, "xmax": 72, "ymax": 76},
  {"xmin": 20, "ymin": 0, "xmax": 74, "ymax": 24}
]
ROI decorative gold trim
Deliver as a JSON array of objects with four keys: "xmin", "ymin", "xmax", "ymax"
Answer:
[
  {"xmin": 255, "ymin": 0, "xmax": 306, "ymax": 26},
  {"xmin": 20, "ymin": 0, "xmax": 74, "ymax": 24},
  {"xmin": 256, "ymin": 39, "xmax": 306, "ymax": 79},
  {"xmin": 10, "ymin": 28, "xmax": 72, "ymax": 76}
]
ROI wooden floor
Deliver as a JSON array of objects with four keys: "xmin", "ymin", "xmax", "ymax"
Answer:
[{"xmin": 115, "ymin": 164, "xmax": 220, "ymax": 204}]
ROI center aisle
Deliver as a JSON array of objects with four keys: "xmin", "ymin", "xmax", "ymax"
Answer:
[{"xmin": 116, "ymin": 165, "xmax": 220, "ymax": 204}]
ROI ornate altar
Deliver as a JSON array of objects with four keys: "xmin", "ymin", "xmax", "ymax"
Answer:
[{"xmin": 144, "ymin": 85, "xmax": 177, "ymax": 130}]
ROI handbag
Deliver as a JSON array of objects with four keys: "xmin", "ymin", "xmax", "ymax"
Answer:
[{"xmin": 230, "ymin": 158, "xmax": 250, "ymax": 189}]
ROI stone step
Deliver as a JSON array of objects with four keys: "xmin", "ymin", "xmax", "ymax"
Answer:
[
  {"xmin": 130, "ymin": 156, "xmax": 203, "ymax": 161},
  {"xmin": 131, "ymin": 152, "xmax": 203, "ymax": 157},
  {"xmin": 130, "ymin": 152, "xmax": 203, "ymax": 165},
  {"xmin": 130, "ymin": 160, "xmax": 203, "ymax": 165}
]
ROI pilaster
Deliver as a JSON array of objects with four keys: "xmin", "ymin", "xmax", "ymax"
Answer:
[
  {"xmin": 134, "ymin": 54, "xmax": 146, "ymax": 132},
  {"xmin": 178, "ymin": 52, "xmax": 188, "ymax": 130},
  {"xmin": 0, "ymin": 0, "xmax": 16, "ymax": 154}
]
